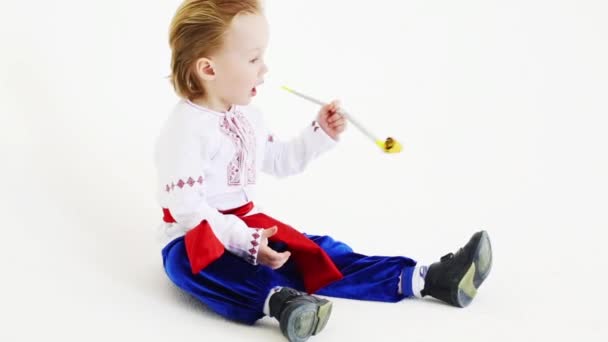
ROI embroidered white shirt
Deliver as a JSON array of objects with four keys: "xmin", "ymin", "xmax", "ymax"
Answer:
[{"xmin": 154, "ymin": 99, "xmax": 336, "ymax": 264}]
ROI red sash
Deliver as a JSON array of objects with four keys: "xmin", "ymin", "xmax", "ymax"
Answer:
[{"xmin": 162, "ymin": 202, "xmax": 343, "ymax": 293}]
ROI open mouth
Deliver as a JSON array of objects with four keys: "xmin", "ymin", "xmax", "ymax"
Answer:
[{"xmin": 251, "ymin": 81, "xmax": 264, "ymax": 96}]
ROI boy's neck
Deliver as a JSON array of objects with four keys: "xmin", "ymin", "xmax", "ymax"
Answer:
[{"xmin": 191, "ymin": 95, "xmax": 232, "ymax": 113}]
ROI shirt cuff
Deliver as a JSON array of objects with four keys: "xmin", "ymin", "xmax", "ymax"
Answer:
[
  {"xmin": 308, "ymin": 120, "xmax": 338, "ymax": 152},
  {"xmin": 244, "ymin": 228, "xmax": 263, "ymax": 265}
]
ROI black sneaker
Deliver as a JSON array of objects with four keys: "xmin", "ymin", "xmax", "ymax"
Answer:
[
  {"xmin": 269, "ymin": 287, "xmax": 333, "ymax": 342},
  {"xmin": 421, "ymin": 230, "xmax": 493, "ymax": 307}
]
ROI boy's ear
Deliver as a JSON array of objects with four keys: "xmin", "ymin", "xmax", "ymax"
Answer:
[{"xmin": 195, "ymin": 57, "xmax": 216, "ymax": 81}]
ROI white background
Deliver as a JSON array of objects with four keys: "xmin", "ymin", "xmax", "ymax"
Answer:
[{"xmin": 1, "ymin": 0, "xmax": 607, "ymax": 341}]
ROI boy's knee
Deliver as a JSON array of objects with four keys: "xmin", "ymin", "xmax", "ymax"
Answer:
[{"xmin": 163, "ymin": 240, "xmax": 190, "ymax": 282}]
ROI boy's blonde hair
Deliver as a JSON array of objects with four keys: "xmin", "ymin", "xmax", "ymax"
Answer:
[{"xmin": 169, "ymin": 0, "xmax": 262, "ymax": 99}]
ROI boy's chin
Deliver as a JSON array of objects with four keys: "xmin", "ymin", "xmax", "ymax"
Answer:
[{"xmin": 234, "ymin": 97, "xmax": 253, "ymax": 106}]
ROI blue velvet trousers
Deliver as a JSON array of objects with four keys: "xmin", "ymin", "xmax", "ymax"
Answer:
[{"xmin": 162, "ymin": 234, "xmax": 417, "ymax": 324}]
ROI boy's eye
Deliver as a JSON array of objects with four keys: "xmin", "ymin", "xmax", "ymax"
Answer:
[{"xmin": 250, "ymin": 58, "xmax": 259, "ymax": 63}]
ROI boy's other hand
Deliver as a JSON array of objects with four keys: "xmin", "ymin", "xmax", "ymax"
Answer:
[
  {"xmin": 257, "ymin": 226, "xmax": 291, "ymax": 269},
  {"xmin": 317, "ymin": 100, "xmax": 347, "ymax": 140}
]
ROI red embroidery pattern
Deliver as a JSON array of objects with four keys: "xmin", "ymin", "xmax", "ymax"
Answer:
[
  {"xmin": 165, "ymin": 176, "xmax": 203, "ymax": 193},
  {"xmin": 238, "ymin": 112, "xmax": 257, "ymax": 185},
  {"xmin": 219, "ymin": 110, "xmax": 257, "ymax": 186},
  {"xmin": 246, "ymin": 228, "xmax": 262, "ymax": 264}
]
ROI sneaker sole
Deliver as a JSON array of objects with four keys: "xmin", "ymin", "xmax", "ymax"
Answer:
[
  {"xmin": 313, "ymin": 299, "xmax": 332, "ymax": 335},
  {"xmin": 455, "ymin": 231, "xmax": 493, "ymax": 307},
  {"xmin": 281, "ymin": 300, "xmax": 333, "ymax": 342}
]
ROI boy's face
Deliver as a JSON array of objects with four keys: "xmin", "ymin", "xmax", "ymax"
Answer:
[{"xmin": 204, "ymin": 13, "xmax": 269, "ymax": 107}]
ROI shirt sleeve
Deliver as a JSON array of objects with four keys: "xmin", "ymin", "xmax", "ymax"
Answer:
[
  {"xmin": 156, "ymin": 122, "xmax": 262, "ymax": 264},
  {"xmin": 262, "ymin": 120, "xmax": 337, "ymax": 178}
]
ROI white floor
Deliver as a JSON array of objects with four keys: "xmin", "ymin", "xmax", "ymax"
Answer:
[{"xmin": 2, "ymin": 1, "xmax": 607, "ymax": 341}]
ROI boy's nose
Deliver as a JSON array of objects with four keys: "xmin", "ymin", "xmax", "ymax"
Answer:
[{"xmin": 261, "ymin": 63, "xmax": 269, "ymax": 75}]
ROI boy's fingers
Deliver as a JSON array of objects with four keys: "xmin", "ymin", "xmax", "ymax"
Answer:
[
  {"xmin": 257, "ymin": 248, "xmax": 291, "ymax": 268},
  {"xmin": 274, "ymin": 250, "xmax": 290, "ymax": 260},
  {"xmin": 275, "ymin": 252, "xmax": 291, "ymax": 268},
  {"xmin": 328, "ymin": 115, "xmax": 344, "ymax": 124},
  {"xmin": 265, "ymin": 249, "xmax": 286, "ymax": 261},
  {"xmin": 327, "ymin": 114, "xmax": 338, "ymax": 122},
  {"xmin": 266, "ymin": 251, "xmax": 290, "ymax": 269},
  {"xmin": 262, "ymin": 226, "xmax": 278, "ymax": 238},
  {"xmin": 332, "ymin": 121, "xmax": 346, "ymax": 129}
]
